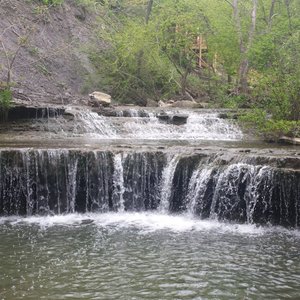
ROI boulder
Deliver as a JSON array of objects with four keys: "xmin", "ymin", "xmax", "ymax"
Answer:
[
  {"xmin": 146, "ymin": 99, "xmax": 158, "ymax": 107},
  {"xmin": 92, "ymin": 107, "xmax": 118, "ymax": 117},
  {"xmin": 279, "ymin": 136, "xmax": 300, "ymax": 146},
  {"xmin": 157, "ymin": 113, "xmax": 188, "ymax": 125},
  {"xmin": 88, "ymin": 91, "xmax": 111, "ymax": 107},
  {"xmin": 172, "ymin": 114, "xmax": 188, "ymax": 125},
  {"xmin": 157, "ymin": 113, "xmax": 170, "ymax": 122},
  {"xmin": 158, "ymin": 100, "xmax": 172, "ymax": 107}
]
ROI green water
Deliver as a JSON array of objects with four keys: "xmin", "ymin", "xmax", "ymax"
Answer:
[{"xmin": 0, "ymin": 213, "xmax": 299, "ymax": 300}]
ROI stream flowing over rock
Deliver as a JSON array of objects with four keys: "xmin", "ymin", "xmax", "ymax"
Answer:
[
  {"xmin": 0, "ymin": 106, "xmax": 299, "ymax": 227},
  {"xmin": 0, "ymin": 149, "xmax": 299, "ymax": 227}
]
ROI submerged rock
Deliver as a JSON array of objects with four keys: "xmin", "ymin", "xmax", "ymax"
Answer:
[
  {"xmin": 157, "ymin": 113, "xmax": 170, "ymax": 122},
  {"xmin": 157, "ymin": 113, "xmax": 188, "ymax": 125}
]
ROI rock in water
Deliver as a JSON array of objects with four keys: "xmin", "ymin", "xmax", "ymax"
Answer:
[
  {"xmin": 89, "ymin": 91, "xmax": 111, "ymax": 107},
  {"xmin": 172, "ymin": 114, "xmax": 188, "ymax": 125}
]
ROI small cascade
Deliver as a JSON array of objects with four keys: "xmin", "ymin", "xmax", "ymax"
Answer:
[
  {"xmin": 66, "ymin": 156, "xmax": 78, "ymax": 213},
  {"xmin": 34, "ymin": 108, "xmax": 244, "ymax": 141},
  {"xmin": 185, "ymin": 113, "xmax": 243, "ymax": 140},
  {"xmin": 127, "ymin": 109, "xmax": 139, "ymax": 118},
  {"xmin": 74, "ymin": 111, "xmax": 117, "ymax": 137},
  {"xmin": 158, "ymin": 155, "xmax": 180, "ymax": 213},
  {"xmin": 112, "ymin": 153, "xmax": 126, "ymax": 212},
  {"xmin": 244, "ymin": 166, "xmax": 274, "ymax": 224},
  {"xmin": 119, "ymin": 111, "xmax": 243, "ymax": 141},
  {"xmin": 186, "ymin": 165, "xmax": 215, "ymax": 215}
]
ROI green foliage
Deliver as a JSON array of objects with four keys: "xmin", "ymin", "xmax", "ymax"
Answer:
[
  {"xmin": 240, "ymin": 109, "xmax": 300, "ymax": 140},
  {"xmin": 38, "ymin": 0, "xmax": 64, "ymax": 6},
  {"xmin": 220, "ymin": 94, "xmax": 250, "ymax": 109},
  {"xmin": 263, "ymin": 120, "xmax": 300, "ymax": 139},
  {"xmin": 86, "ymin": 0, "xmax": 300, "ymax": 132},
  {"xmin": 90, "ymin": 19, "xmax": 179, "ymax": 103},
  {"xmin": 0, "ymin": 89, "xmax": 12, "ymax": 111},
  {"xmin": 239, "ymin": 109, "xmax": 267, "ymax": 129},
  {"xmin": 74, "ymin": 0, "xmax": 102, "ymax": 9}
]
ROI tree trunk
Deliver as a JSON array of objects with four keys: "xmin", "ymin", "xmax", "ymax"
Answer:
[
  {"xmin": 145, "ymin": 0, "xmax": 154, "ymax": 24},
  {"xmin": 238, "ymin": 58, "xmax": 249, "ymax": 93},
  {"xmin": 284, "ymin": 0, "xmax": 293, "ymax": 31},
  {"xmin": 232, "ymin": 0, "xmax": 257, "ymax": 93},
  {"xmin": 181, "ymin": 68, "xmax": 189, "ymax": 95},
  {"xmin": 268, "ymin": 0, "xmax": 277, "ymax": 28},
  {"xmin": 136, "ymin": 0, "xmax": 154, "ymax": 80}
]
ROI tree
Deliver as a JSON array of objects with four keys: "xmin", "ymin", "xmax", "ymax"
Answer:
[
  {"xmin": 0, "ymin": 26, "xmax": 30, "ymax": 89},
  {"xmin": 222, "ymin": 0, "xmax": 258, "ymax": 93}
]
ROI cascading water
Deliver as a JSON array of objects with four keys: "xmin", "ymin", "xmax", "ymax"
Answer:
[
  {"xmin": 112, "ymin": 153, "xmax": 126, "ymax": 212},
  {"xmin": 1, "ymin": 106, "xmax": 300, "ymax": 300},
  {"xmin": 0, "ymin": 149, "xmax": 298, "ymax": 227},
  {"xmin": 120, "ymin": 111, "xmax": 243, "ymax": 140},
  {"xmin": 186, "ymin": 164, "xmax": 215, "ymax": 215},
  {"xmin": 74, "ymin": 111, "xmax": 117, "ymax": 137},
  {"xmin": 158, "ymin": 155, "xmax": 180, "ymax": 213},
  {"xmin": 36, "ymin": 108, "xmax": 243, "ymax": 141}
]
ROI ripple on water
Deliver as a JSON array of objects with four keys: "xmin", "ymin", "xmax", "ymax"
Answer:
[{"xmin": 0, "ymin": 212, "xmax": 299, "ymax": 300}]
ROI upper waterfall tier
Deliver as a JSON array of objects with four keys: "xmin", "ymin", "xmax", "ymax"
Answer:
[
  {"xmin": 69, "ymin": 108, "xmax": 244, "ymax": 141},
  {"xmin": 0, "ymin": 107, "xmax": 244, "ymax": 142}
]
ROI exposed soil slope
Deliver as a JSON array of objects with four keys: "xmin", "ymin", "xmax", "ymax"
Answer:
[{"xmin": 0, "ymin": 0, "xmax": 100, "ymax": 105}]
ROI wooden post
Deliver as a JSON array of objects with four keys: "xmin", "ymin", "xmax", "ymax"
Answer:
[{"xmin": 199, "ymin": 35, "xmax": 202, "ymax": 68}]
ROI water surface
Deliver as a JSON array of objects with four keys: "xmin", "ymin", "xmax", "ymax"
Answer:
[{"xmin": 0, "ymin": 213, "xmax": 299, "ymax": 300}]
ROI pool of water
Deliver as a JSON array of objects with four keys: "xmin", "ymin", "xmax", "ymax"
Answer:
[{"xmin": 0, "ymin": 213, "xmax": 299, "ymax": 300}]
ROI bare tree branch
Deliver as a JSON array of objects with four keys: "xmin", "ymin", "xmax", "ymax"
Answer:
[{"xmin": 224, "ymin": 0, "xmax": 234, "ymax": 8}]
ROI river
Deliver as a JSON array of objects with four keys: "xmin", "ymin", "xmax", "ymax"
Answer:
[{"xmin": 0, "ymin": 107, "xmax": 299, "ymax": 299}]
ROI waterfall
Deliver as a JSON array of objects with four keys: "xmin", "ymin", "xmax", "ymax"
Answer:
[
  {"xmin": 37, "ymin": 108, "xmax": 243, "ymax": 141},
  {"xmin": 185, "ymin": 113, "xmax": 243, "ymax": 140},
  {"xmin": 112, "ymin": 153, "xmax": 126, "ymax": 212},
  {"xmin": 244, "ymin": 166, "xmax": 274, "ymax": 224},
  {"xmin": 158, "ymin": 155, "xmax": 180, "ymax": 213},
  {"xmin": 0, "ymin": 149, "xmax": 299, "ymax": 227},
  {"xmin": 121, "ymin": 111, "xmax": 243, "ymax": 140},
  {"xmin": 74, "ymin": 111, "xmax": 117, "ymax": 137},
  {"xmin": 186, "ymin": 165, "xmax": 215, "ymax": 215},
  {"xmin": 66, "ymin": 156, "xmax": 78, "ymax": 213}
]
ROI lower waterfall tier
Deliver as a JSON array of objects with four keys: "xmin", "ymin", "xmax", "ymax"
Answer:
[{"xmin": 0, "ymin": 149, "xmax": 299, "ymax": 227}]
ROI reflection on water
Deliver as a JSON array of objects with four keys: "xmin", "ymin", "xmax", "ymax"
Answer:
[{"xmin": 0, "ymin": 213, "xmax": 299, "ymax": 300}]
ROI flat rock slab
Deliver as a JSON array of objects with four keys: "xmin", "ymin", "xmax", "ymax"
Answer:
[{"xmin": 280, "ymin": 136, "xmax": 300, "ymax": 146}]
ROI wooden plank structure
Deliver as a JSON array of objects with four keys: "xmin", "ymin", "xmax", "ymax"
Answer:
[
  {"xmin": 174, "ymin": 25, "xmax": 215, "ymax": 71},
  {"xmin": 192, "ymin": 35, "xmax": 209, "ymax": 68}
]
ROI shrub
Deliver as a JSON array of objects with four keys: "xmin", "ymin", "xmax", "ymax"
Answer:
[
  {"xmin": 38, "ymin": 0, "xmax": 64, "ymax": 6},
  {"xmin": 239, "ymin": 109, "xmax": 300, "ymax": 141},
  {"xmin": 0, "ymin": 89, "xmax": 12, "ymax": 111}
]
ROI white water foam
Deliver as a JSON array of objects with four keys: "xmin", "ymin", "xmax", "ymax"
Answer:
[
  {"xmin": 186, "ymin": 166, "xmax": 215, "ymax": 215},
  {"xmin": 112, "ymin": 153, "xmax": 126, "ymax": 212},
  {"xmin": 1, "ymin": 213, "xmax": 299, "ymax": 237},
  {"xmin": 158, "ymin": 155, "xmax": 180, "ymax": 212},
  {"xmin": 74, "ymin": 111, "xmax": 117, "ymax": 138},
  {"xmin": 121, "ymin": 112, "xmax": 243, "ymax": 141},
  {"xmin": 0, "ymin": 212, "xmax": 266, "ymax": 235},
  {"xmin": 62, "ymin": 109, "xmax": 243, "ymax": 141}
]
